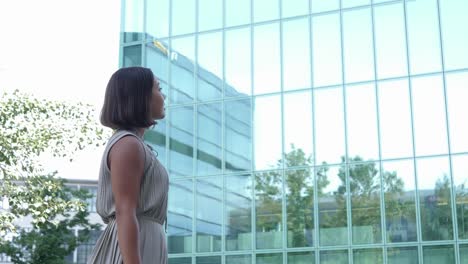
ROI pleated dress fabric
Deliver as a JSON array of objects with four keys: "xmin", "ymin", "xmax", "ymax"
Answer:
[{"xmin": 88, "ymin": 129, "xmax": 169, "ymax": 264}]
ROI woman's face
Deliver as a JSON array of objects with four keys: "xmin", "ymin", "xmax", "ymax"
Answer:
[{"xmin": 150, "ymin": 78, "xmax": 166, "ymax": 120}]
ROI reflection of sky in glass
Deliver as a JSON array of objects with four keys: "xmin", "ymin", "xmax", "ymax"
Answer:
[
  {"xmin": 146, "ymin": 0, "xmax": 169, "ymax": 38},
  {"xmin": 451, "ymin": 155, "xmax": 468, "ymax": 189},
  {"xmin": 225, "ymin": 27, "xmax": 251, "ymax": 96},
  {"xmin": 446, "ymin": 72, "xmax": 468, "ymax": 153},
  {"xmin": 416, "ymin": 157, "xmax": 450, "ymax": 190},
  {"xmin": 254, "ymin": 23, "xmax": 281, "ymax": 95},
  {"xmin": 440, "ymin": 0, "xmax": 468, "ymax": 70},
  {"xmin": 198, "ymin": 0, "xmax": 222, "ymax": 32}
]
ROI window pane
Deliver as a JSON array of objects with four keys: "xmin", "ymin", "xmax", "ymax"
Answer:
[
  {"xmin": 196, "ymin": 178, "xmax": 222, "ymax": 252},
  {"xmin": 253, "ymin": 95, "xmax": 282, "ymax": 170},
  {"xmin": 282, "ymin": 18, "xmax": 311, "ymax": 91},
  {"xmin": 284, "ymin": 91, "xmax": 313, "ymax": 166},
  {"xmin": 198, "ymin": 0, "xmax": 222, "ymax": 32},
  {"xmin": 123, "ymin": 45, "xmax": 142, "ymax": 67},
  {"xmin": 226, "ymin": 254, "xmax": 252, "ymax": 264},
  {"xmin": 318, "ymin": 166, "xmax": 348, "ymax": 246},
  {"xmin": 312, "ymin": 14, "xmax": 342, "ymax": 87},
  {"xmin": 374, "ymin": 3, "xmax": 408, "ymax": 79},
  {"xmin": 446, "ymin": 72, "xmax": 468, "ymax": 153},
  {"xmin": 314, "ymin": 87, "xmax": 346, "ymax": 165},
  {"xmin": 382, "ymin": 160, "xmax": 418, "ymax": 243},
  {"xmin": 440, "ymin": 0, "xmax": 468, "ymax": 70},
  {"xmin": 146, "ymin": 103, "xmax": 167, "ymax": 165},
  {"xmin": 172, "ymin": 0, "xmax": 195, "ymax": 36},
  {"xmin": 256, "ymin": 253, "xmax": 282, "ymax": 264},
  {"xmin": 287, "ymin": 251, "xmax": 315, "ymax": 264},
  {"xmin": 226, "ymin": 174, "xmax": 252, "ymax": 251},
  {"xmin": 350, "ymin": 161, "xmax": 382, "ymax": 244},
  {"xmin": 197, "ymin": 103, "xmax": 221, "ymax": 176},
  {"xmin": 225, "ymin": 99, "xmax": 252, "ymax": 173},
  {"xmin": 169, "ymin": 106, "xmax": 193, "ymax": 177},
  {"xmin": 171, "ymin": 36, "xmax": 195, "ymax": 104},
  {"xmin": 146, "ymin": 0, "xmax": 169, "ymax": 38},
  {"xmin": 254, "ymin": 23, "xmax": 281, "ymax": 95},
  {"xmin": 255, "ymin": 171, "xmax": 283, "ymax": 249},
  {"xmin": 406, "ymin": 0, "xmax": 442, "ymax": 75},
  {"xmin": 226, "ymin": 0, "xmax": 250, "ymax": 27},
  {"xmin": 168, "ymin": 180, "xmax": 193, "ymax": 253},
  {"xmin": 423, "ymin": 245, "xmax": 455, "ymax": 264},
  {"xmin": 342, "ymin": 0, "xmax": 370, "ymax": 9},
  {"xmin": 124, "ymin": 0, "xmax": 143, "ymax": 42},
  {"xmin": 196, "ymin": 256, "xmax": 221, "ymax": 264},
  {"xmin": 311, "ymin": 0, "xmax": 339, "ymax": 13},
  {"xmin": 387, "ymin": 247, "xmax": 418, "ymax": 264},
  {"xmin": 460, "ymin": 244, "xmax": 468, "ymax": 264},
  {"xmin": 452, "ymin": 155, "xmax": 468, "ymax": 239},
  {"xmin": 197, "ymin": 32, "xmax": 222, "ymax": 101},
  {"xmin": 147, "ymin": 40, "xmax": 169, "ymax": 82},
  {"xmin": 353, "ymin": 248, "xmax": 383, "ymax": 264},
  {"xmin": 225, "ymin": 27, "xmax": 251, "ymax": 97},
  {"xmin": 320, "ymin": 250, "xmax": 348, "ymax": 264},
  {"xmin": 286, "ymin": 168, "xmax": 314, "ymax": 247},
  {"xmin": 169, "ymin": 257, "xmax": 192, "ymax": 264},
  {"xmin": 253, "ymin": 0, "xmax": 279, "ymax": 23},
  {"xmin": 378, "ymin": 79, "xmax": 413, "ymax": 159},
  {"xmin": 412, "ymin": 75, "xmax": 448, "ymax": 156},
  {"xmin": 282, "ymin": 0, "xmax": 308, "ymax": 18},
  {"xmin": 346, "ymin": 84, "xmax": 379, "ymax": 162},
  {"xmin": 417, "ymin": 157, "xmax": 454, "ymax": 241},
  {"xmin": 342, "ymin": 8, "xmax": 375, "ymax": 83}
]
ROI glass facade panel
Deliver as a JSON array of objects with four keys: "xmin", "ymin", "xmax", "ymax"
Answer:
[
  {"xmin": 198, "ymin": 0, "xmax": 222, "ymax": 32},
  {"xmin": 226, "ymin": 254, "xmax": 252, "ymax": 264},
  {"xmin": 168, "ymin": 180, "xmax": 193, "ymax": 253},
  {"xmin": 319, "ymin": 250, "xmax": 348, "ymax": 264},
  {"xmin": 282, "ymin": 18, "xmax": 311, "ymax": 91},
  {"xmin": 124, "ymin": 0, "xmax": 143, "ymax": 42},
  {"xmin": 345, "ymin": 84, "xmax": 379, "ymax": 162},
  {"xmin": 196, "ymin": 256, "xmax": 221, "ymax": 264},
  {"xmin": 146, "ymin": 0, "xmax": 169, "ymax": 39},
  {"xmin": 342, "ymin": 0, "xmax": 370, "ymax": 9},
  {"xmin": 374, "ymin": 3, "xmax": 408, "ymax": 79},
  {"xmin": 256, "ymin": 170, "xmax": 283, "ymax": 249},
  {"xmin": 170, "ymin": 36, "xmax": 195, "ymax": 104},
  {"xmin": 446, "ymin": 72, "xmax": 468, "ymax": 153},
  {"xmin": 253, "ymin": 95, "xmax": 282, "ymax": 170},
  {"xmin": 281, "ymin": 0, "xmax": 308, "ymax": 18},
  {"xmin": 196, "ymin": 177, "xmax": 222, "ymax": 252},
  {"xmin": 406, "ymin": 0, "xmax": 442, "ymax": 75},
  {"xmin": 412, "ymin": 75, "xmax": 448, "ymax": 156},
  {"xmin": 460, "ymin": 244, "xmax": 468, "ymax": 264},
  {"xmin": 171, "ymin": 0, "xmax": 195, "ymax": 36},
  {"xmin": 226, "ymin": 0, "xmax": 250, "ymax": 27},
  {"xmin": 423, "ymin": 245, "xmax": 455, "ymax": 264},
  {"xmin": 253, "ymin": 23, "xmax": 281, "ymax": 95},
  {"xmin": 417, "ymin": 157, "xmax": 454, "ymax": 241},
  {"xmin": 256, "ymin": 253, "xmax": 282, "ymax": 264},
  {"xmin": 146, "ymin": 41, "xmax": 169, "ymax": 82},
  {"xmin": 225, "ymin": 174, "xmax": 252, "ymax": 251},
  {"xmin": 196, "ymin": 103, "xmax": 221, "ymax": 176},
  {"xmin": 387, "ymin": 247, "xmax": 418, "ymax": 264},
  {"xmin": 342, "ymin": 8, "xmax": 375, "ymax": 83},
  {"xmin": 311, "ymin": 0, "xmax": 339, "ymax": 13},
  {"xmin": 286, "ymin": 168, "xmax": 314, "ymax": 248},
  {"xmin": 197, "ymin": 32, "xmax": 222, "ymax": 101},
  {"xmin": 224, "ymin": 99, "xmax": 252, "ymax": 173},
  {"xmin": 312, "ymin": 13, "xmax": 342, "ymax": 87},
  {"xmin": 378, "ymin": 79, "xmax": 413, "ymax": 159},
  {"xmin": 353, "ymin": 248, "xmax": 383, "ymax": 264},
  {"xmin": 314, "ymin": 87, "xmax": 345, "ymax": 165},
  {"xmin": 123, "ymin": 45, "xmax": 142, "ymax": 67},
  {"xmin": 452, "ymin": 155, "xmax": 468, "ymax": 239},
  {"xmin": 382, "ymin": 160, "xmax": 418, "ymax": 243},
  {"xmin": 350, "ymin": 162, "xmax": 382, "ymax": 244},
  {"xmin": 318, "ymin": 166, "xmax": 348, "ymax": 246},
  {"xmin": 440, "ymin": 0, "xmax": 468, "ymax": 70},
  {"xmin": 253, "ymin": 0, "xmax": 279, "ymax": 23},
  {"xmin": 169, "ymin": 106, "xmax": 194, "ymax": 177},
  {"xmin": 283, "ymin": 91, "xmax": 313, "ymax": 165},
  {"xmin": 287, "ymin": 251, "xmax": 314, "ymax": 264},
  {"xmin": 225, "ymin": 27, "xmax": 251, "ymax": 97},
  {"xmin": 169, "ymin": 257, "xmax": 192, "ymax": 264}
]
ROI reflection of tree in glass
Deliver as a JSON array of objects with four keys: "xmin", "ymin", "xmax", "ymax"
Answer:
[{"xmin": 456, "ymin": 180, "xmax": 468, "ymax": 239}]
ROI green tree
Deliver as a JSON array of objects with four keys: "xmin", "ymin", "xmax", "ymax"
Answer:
[{"xmin": 0, "ymin": 90, "xmax": 108, "ymax": 263}]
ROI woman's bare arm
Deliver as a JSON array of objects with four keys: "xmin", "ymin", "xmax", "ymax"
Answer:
[{"xmin": 109, "ymin": 136, "xmax": 145, "ymax": 264}]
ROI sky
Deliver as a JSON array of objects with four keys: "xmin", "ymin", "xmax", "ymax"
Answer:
[{"xmin": 0, "ymin": 0, "xmax": 121, "ymax": 180}]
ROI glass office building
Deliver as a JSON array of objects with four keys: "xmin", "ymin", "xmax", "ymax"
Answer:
[{"xmin": 120, "ymin": 0, "xmax": 468, "ymax": 263}]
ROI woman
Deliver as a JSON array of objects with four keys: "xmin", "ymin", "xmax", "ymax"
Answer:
[{"xmin": 88, "ymin": 67, "xmax": 168, "ymax": 264}]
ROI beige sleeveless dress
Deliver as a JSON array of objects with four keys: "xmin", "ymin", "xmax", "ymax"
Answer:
[{"xmin": 88, "ymin": 129, "xmax": 169, "ymax": 264}]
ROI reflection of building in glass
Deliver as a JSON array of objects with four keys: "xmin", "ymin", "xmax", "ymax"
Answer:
[{"xmin": 120, "ymin": 0, "xmax": 468, "ymax": 263}]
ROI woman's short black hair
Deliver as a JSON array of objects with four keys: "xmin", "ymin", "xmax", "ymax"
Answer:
[{"xmin": 100, "ymin": 67, "xmax": 156, "ymax": 130}]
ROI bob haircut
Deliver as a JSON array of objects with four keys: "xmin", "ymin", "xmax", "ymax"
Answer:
[{"xmin": 100, "ymin": 67, "xmax": 156, "ymax": 130}]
